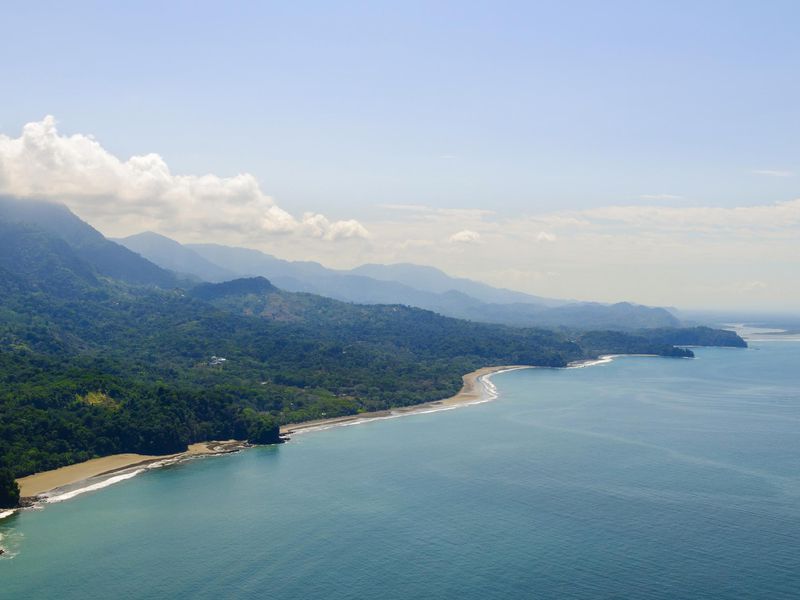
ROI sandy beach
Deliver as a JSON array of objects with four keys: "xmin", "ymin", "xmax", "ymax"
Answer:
[
  {"xmin": 281, "ymin": 365, "xmax": 527, "ymax": 435},
  {"xmin": 17, "ymin": 440, "xmax": 247, "ymax": 498},
  {"xmin": 16, "ymin": 365, "xmax": 525, "ymax": 499}
]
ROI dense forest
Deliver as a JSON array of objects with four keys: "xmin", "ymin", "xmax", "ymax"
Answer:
[{"xmin": 0, "ymin": 211, "xmax": 746, "ymax": 507}]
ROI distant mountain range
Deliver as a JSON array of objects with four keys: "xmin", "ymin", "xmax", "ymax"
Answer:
[
  {"xmin": 117, "ymin": 231, "xmax": 681, "ymax": 330},
  {"xmin": 0, "ymin": 195, "xmax": 745, "ymax": 496},
  {"xmin": 0, "ymin": 194, "xmax": 680, "ymax": 330}
]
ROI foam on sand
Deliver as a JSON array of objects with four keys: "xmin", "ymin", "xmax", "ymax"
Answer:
[
  {"xmin": 44, "ymin": 469, "xmax": 145, "ymax": 503},
  {"xmin": 285, "ymin": 366, "xmax": 528, "ymax": 436}
]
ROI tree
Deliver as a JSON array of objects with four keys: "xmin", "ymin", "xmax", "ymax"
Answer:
[{"xmin": 0, "ymin": 468, "xmax": 20, "ymax": 508}]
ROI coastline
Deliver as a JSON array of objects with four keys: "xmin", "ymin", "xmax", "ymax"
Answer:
[
  {"xmin": 281, "ymin": 365, "xmax": 529, "ymax": 436},
  {"xmin": 4, "ymin": 353, "xmax": 690, "ymax": 515},
  {"xmin": 12, "ymin": 365, "xmax": 526, "ymax": 506},
  {"xmin": 566, "ymin": 353, "xmax": 660, "ymax": 368},
  {"xmin": 15, "ymin": 440, "xmax": 248, "ymax": 501},
  {"xmin": 8, "ymin": 355, "xmax": 681, "ymax": 509}
]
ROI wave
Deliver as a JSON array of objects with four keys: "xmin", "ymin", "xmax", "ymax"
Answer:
[
  {"xmin": 566, "ymin": 353, "xmax": 677, "ymax": 369},
  {"xmin": 568, "ymin": 356, "xmax": 616, "ymax": 368},
  {"xmin": 0, "ymin": 509, "xmax": 16, "ymax": 520},
  {"xmin": 289, "ymin": 367, "xmax": 525, "ymax": 436},
  {"xmin": 24, "ymin": 452, "xmax": 226, "ymax": 509},
  {"xmin": 44, "ymin": 469, "xmax": 145, "ymax": 503}
]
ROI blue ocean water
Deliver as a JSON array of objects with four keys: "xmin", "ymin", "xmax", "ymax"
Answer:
[{"xmin": 2, "ymin": 342, "xmax": 799, "ymax": 599}]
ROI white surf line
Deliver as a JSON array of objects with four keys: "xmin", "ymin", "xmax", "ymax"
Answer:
[
  {"xmin": 39, "ymin": 452, "xmax": 220, "ymax": 503},
  {"xmin": 0, "ymin": 509, "xmax": 16, "ymax": 520},
  {"xmin": 567, "ymin": 355, "xmax": 615, "ymax": 368},
  {"xmin": 288, "ymin": 366, "xmax": 532, "ymax": 436},
  {"xmin": 43, "ymin": 469, "xmax": 146, "ymax": 504},
  {"xmin": 566, "ymin": 353, "xmax": 670, "ymax": 369},
  {"xmin": 22, "ymin": 450, "xmax": 240, "ymax": 510}
]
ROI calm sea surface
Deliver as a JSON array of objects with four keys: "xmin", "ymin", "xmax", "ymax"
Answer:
[{"xmin": 2, "ymin": 342, "xmax": 799, "ymax": 599}]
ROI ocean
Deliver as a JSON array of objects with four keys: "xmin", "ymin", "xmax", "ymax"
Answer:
[{"xmin": 2, "ymin": 341, "xmax": 799, "ymax": 599}]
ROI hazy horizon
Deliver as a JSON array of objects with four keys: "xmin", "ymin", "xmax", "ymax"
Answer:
[{"xmin": 2, "ymin": 2, "xmax": 798, "ymax": 311}]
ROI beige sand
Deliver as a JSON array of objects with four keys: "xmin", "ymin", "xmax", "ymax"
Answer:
[
  {"xmin": 17, "ymin": 440, "xmax": 246, "ymax": 498},
  {"xmin": 18, "ymin": 366, "xmax": 524, "ymax": 498},
  {"xmin": 281, "ymin": 365, "xmax": 527, "ymax": 435}
]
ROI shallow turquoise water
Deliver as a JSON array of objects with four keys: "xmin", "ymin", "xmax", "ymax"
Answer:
[{"xmin": 2, "ymin": 343, "xmax": 799, "ymax": 599}]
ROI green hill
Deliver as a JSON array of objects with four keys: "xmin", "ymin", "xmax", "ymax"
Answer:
[{"xmin": 0, "ymin": 202, "xmax": 746, "ymax": 505}]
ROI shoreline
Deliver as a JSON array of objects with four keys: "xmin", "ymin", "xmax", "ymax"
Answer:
[
  {"xmin": 7, "ymin": 354, "xmax": 682, "ymax": 511},
  {"xmin": 280, "ymin": 365, "xmax": 529, "ymax": 436},
  {"xmin": 15, "ymin": 440, "xmax": 249, "ymax": 501},
  {"xmin": 12, "ymin": 365, "xmax": 527, "ymax": 506}
]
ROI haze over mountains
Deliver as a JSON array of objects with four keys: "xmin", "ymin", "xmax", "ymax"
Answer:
[
  {"xmin": 2, "ymin": 193, "xmax": 746, "ymax": 492},
  {"xmin": 117, "ymin": 230, "xmax": 681, "ymax": 330},
  {"xmin": 0, "ymin": 197, "xmax": 179, "ymax": 289},
  {"xmin": 0, "ymin": 194, "xmax": 680, "ymax": 330}
]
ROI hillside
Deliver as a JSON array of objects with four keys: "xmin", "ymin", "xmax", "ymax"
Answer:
[
  {"xmin": 0, "ymin": 206, "xmax": 746, "ymax": 504},
  {"xmin": 0, "ymin": 262, "xmax": 575, "ymax": 488},
  {"xmin": 0, "ymin": 196, "xmax": 179, "ymax": 288},
  {"xmin": 114, "ymin": 231, "xmax": 237, "ymax": 283},
  {"xmin": 114, "ymin": 237, "xmax": 681, "ymax": 330},
  {"xmin": 349, "ymin": 262, "xmax": 564, "ymax": 306}
]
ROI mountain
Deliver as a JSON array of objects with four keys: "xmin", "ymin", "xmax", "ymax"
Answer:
[
  {"xmin": 190, "ymin": 276, "xmax": 278, "ymax": 302},
  {"xmin": 179, "ymin": 243, "xmax": 517, "ymax": 316},
  {"xmin": 0, "ymin": 196, "xmax": 179, "ymax": 288},
  {"xmin": 0, "ymin": 220, "xmax": 99, "ymax": 297},
  {"xmin": 350, "ymin": 263, "xmax": 565, "ymax": 306},
  {"xmin": 105, "ymin": 234, "xmax": 679, "ymax": 330},
  {"xmin": 523, "ymin": 301, "xmax": 682, "ymax": 330},
  {"xmin": 184, "ymin": 243, "xmax": 331, "ymax": 283},
  {"xmin": 183, "ymin": 243, "xmax": 679, "ymax": 330},
  {"xmin": 114, "ymin": 232, "xmax": 237, "ymax": 282},
  {"xmin": 0, "ymin": 210, "xmax": 742, "ymax": 495},
  {"xmin": 184, "ymin": 277, "xmax": 693, "ymax": 345}
]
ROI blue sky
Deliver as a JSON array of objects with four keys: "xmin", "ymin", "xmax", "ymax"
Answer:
[{"xmin": 1, "ymin": 1, "xmax": 798, "ymax": 310}]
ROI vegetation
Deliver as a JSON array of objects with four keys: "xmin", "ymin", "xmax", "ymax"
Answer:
[
  {"xmin": 0, "ymin": 212, "xmax": 746, "ymax": 501},
  {"xmin": 0, "ymin": 467, "xmax": 20, "ymax": 508}
]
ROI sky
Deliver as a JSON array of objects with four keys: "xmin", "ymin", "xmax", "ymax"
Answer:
[{"xmin": 1, "ymin": 1, "xmax": 798, "ymax": 311}]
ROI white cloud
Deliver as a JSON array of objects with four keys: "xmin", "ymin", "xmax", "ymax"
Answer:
[
  {"xmin": 752, "ymin": 169, "xmax": 793, "ymax": 177},
  {"xmin": 0, "ymin": 116, "xmax": 369, "ymax": 241},
  {"xmin": 362, "ymin": 197, "xmax": 800, "ymax": 311},
  {"xmin": 380, "ymin": 203, "xmax": 495, "ymax": 220},
  {"xmin": 2, "ymin": 116, "xmax": 796, "ymax": 311},
  {"xmin": 300, "ymin": 212, "xmax": 370, "ymax": 241},
  {"xmin": 448, "ymin": 229, "xmax": 481, "ymax": 244},
  {"xmin": 536, "ymin": 231, "xmax": 557, "ymax": 242},
  {"xmin": 576, "ymin": 199, "xmax": 800, "ymax": 232}
]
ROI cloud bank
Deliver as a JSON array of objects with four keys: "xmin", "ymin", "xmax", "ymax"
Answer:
[
  {"xmin": 364, "ymin": 198, "xmax": 799, "ymax": 311},
  {"xmin": 0, "ymin": 116, "xmax": 369, "ymax": 241},
  {"xmin": 448, "ymin": 229, "xmax": 481, "ymax": 244},
  {"xmin": 1, "ymin": 118, "xmax": 796, "ymax": 310}
]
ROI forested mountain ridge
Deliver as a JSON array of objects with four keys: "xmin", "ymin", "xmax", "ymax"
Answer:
[
  {"xmin": 114, "ymin": 233, "xmax": 681, "ymax": 330},
  {"xmin": 0, "ymin": 202, "xmax": 746, "ymax": 507},
  {"xmin": 190, "ymin": 277, "xmax": 742, "ymax": 352},
  {"xmin": 185, "ymin": 242, "xmax": 681, "ymax": 329},
  {"xmin": 348, "ymin": 262, "xmax": 563, "ymax": 306},
  {"xmin": 0, "ymin": 196, "xmax": 180, "ymax": 288},
  {"xmin": 114, "ymin": 231, "xmax": 237, "ymax": 283}
]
